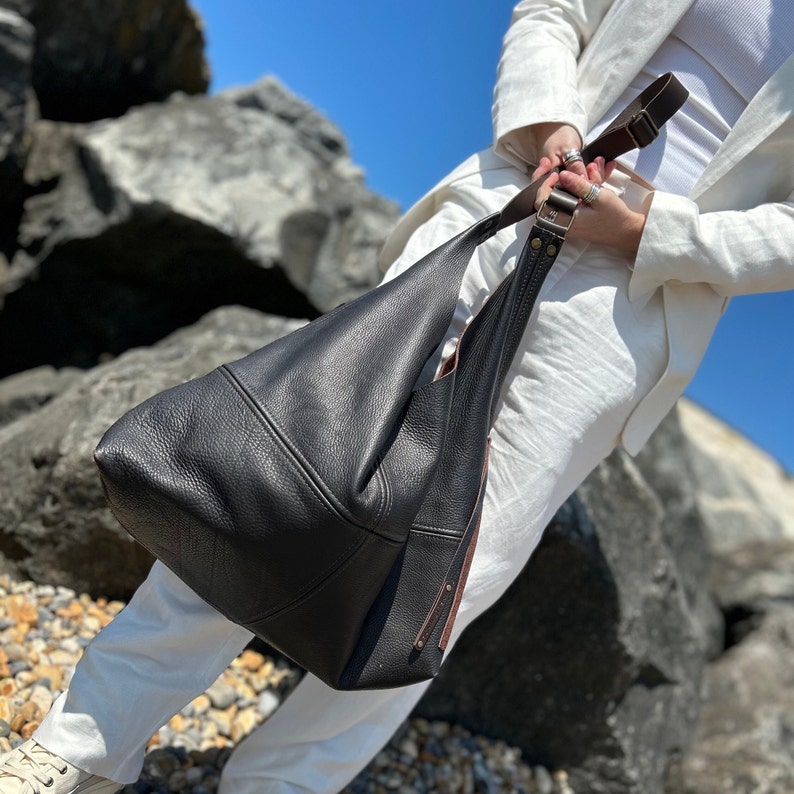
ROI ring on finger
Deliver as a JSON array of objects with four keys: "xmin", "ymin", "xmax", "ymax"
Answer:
[
  {"xmin": 581, "ymin": 182, "xmax": 601, "ymax": 206},
  {"xmin": 562, "ymin": 149, "xmax": 584, "ymax": 168}
]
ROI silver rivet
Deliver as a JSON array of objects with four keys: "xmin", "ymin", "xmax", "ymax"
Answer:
[
  {"xmin": 547, "ymin": 244, "xmax": 557, "ymax": 257},
  {"xmin": 445, "ymin": 584, "xmax": 453, "ymax": 592},
  {"xmin": 417, "ymin": 640, "xmax": 424, "ymax": 648},
  {"xmin": 530, "ymin": 238, "xmax": 542, "ymax": 250}
]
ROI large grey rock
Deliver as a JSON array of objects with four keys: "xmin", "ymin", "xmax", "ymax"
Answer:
[
  {"xmin": 416, "ymin": 448, "xmax": 707, "ymax": 794},
  {"xmin": 28, "ymin": 0, "xmax": 208, "ymax": 122},
  {"xmin": 667, "ymin": 608, "xmax": 794, "ymax": 794},
  {"xmin": 710, "ymin": 538, "xmax": 794, "ymax": 616},
  {"xmin": 677, "ymin": 398, "xmax": 794, "ymax": 554},
  {"xmin": 707, "ymin": 537, "xmax": 794, "ymax": 647},
  {"xmin": 0, "ymin": 306, "xmax": 304, "ymax": 598},
  {"xmin": 672, "ymin": 397, "xmax": 794, "ymax": 675},
  {"xmin": 0, "ymin": 364, "xmax": 80, "ymax": 427},
  {"xmin": 0, "ymin": 78, "xmax": 398, "ymax": 377},
  {"xmin": 657, "ymin": 401, "xmax": 794, "ymax": 792},
  {"xmin": 634, "ymin": 407, "xmax": 725, "ymax": 659},
  {"xmin": 0, "ymin": 7, "xmax": 37, "ymax": 220},
  {"xmin": 1, "ymin": 120, "xmax": 84, "ymax": 297},
  {"xmin": 222, "ymin": 78, "xmax": 399, "ymax": 312},
  {"xmin": 21, "ymin": 117, "xmax": 84, "ymax": 189}
]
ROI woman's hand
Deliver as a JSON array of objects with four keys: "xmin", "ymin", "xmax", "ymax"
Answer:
[
  {"xmin": 526, "ymin": 123, "xmax": 589, "ymax": 181},
  {"xmin": 535, "ymin": 157, "xmax": 648, "ymax": 256}
]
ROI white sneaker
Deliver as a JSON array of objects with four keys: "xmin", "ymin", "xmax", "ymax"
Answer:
[{"xmin": 0, "ymin": 740, "xmax": 120, "ymax": 793}]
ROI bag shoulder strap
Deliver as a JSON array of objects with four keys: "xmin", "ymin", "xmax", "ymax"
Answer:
[{"xmin": 582, "ymin": 72, "xmax": 689, "ymax": 161}]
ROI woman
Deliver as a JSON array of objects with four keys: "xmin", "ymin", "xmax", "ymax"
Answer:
[{"xmin": 2, "ymin": 0, "xmax": 792, "ymax": 792}]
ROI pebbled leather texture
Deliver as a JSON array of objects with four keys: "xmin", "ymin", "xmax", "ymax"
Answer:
[{"xmin": 94, "ymin": 76, "xmax": 687, "ymax": 690}]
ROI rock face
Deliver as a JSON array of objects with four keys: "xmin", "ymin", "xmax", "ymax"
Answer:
[
  {"xmin": 0, "ymin": 365, "xmax": 80, "ymax": 427},
  {"xmin": 27, "ymin": 0, "xmax": 208, "ymax": 122},
  {"xmin": 0, "ymin": 77, "xmax": 399, "ymax": 377},
  {"xmin": 662, "ymin": 400, "xmax": 794, "ymax": 794},
  {"xmin": 417, "ymin": 440, "xmax": 708, "ymax": 794},
  {"xmin": 633, "ymin": 402, "xmax": 725, "ymax": 660},
  {"xmin": 0, "ymin": 307, "xmax": 304, "ymax": 598},
  {"xmin": 676, "ymin": 398, "xmax": 794, "ymax": 553},
  {"xmin": 668, "ymin": 608, "xmax": 794, "ymax": 794},
  {"xmin": 0, "ymin": 0, "xmax": 209, "ymax": 240}
]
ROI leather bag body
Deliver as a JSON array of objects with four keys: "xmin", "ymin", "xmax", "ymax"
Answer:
[
  {"xmin": 95, "ymin": 202, "xmax": 564, "ymax": 690},
  {"xmin": 94, "ymin": 74, "xmax": 687, "ymax": 691}
]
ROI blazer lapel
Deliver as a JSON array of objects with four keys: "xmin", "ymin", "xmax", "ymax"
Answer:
[
  {"xmin": 691, "ymin": 54, "xmax": 794, "ymax": 200},
  {"xmin": 577, "ymin": 0, "xmax": 694, "ymax": 125}
]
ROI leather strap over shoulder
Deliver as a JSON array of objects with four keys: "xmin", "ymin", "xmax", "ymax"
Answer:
[{"xmin": 582, "ymin": 72, "xmax": 689, "ymax": 162}]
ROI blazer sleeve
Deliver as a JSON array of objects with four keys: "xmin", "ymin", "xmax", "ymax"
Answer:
[
  {"xmin": 630, "ymin": 189, "xmax": 794, "ymax": 299},
  {"xmin": 492, "ymin": 0, "xmax": 614, "ymax": 168}
]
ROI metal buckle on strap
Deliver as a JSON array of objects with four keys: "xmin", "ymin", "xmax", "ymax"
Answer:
[
  {"xmin": 536, "ymin": 186, "xmax": 578, "ymax": 237},
  {"xmin": 627, "ymin": 108, "xmax": 660, "ymax": 148}
]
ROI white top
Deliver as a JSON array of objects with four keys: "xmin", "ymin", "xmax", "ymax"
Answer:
[{"xmin": 588, "ymin": 0, "xmax": 794, "ymax": 195}]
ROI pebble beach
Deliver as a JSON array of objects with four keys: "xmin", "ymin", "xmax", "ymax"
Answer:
[{"xmin": 0, "ymin": 577, "xmax": 574, "ymax": 793}]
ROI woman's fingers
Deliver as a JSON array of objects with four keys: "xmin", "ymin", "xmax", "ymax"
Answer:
[
  {"xmin": 586, "ymin": 159, "xmax": 602, "ymax": 184},
  {"xmin": 555, "ymin": 168, "xmax": 647, "ymax": 253},
  {"xmin": 534, "ymin": 155, "xmax": 618, "ymax": 211},
  {"xmin": 530, "ymin": 156, "xmax": 553, "ymax": 182},
  {"xmin": 533, "ymin": 170, "xmax": 560, "ymax": 210},
  {"xmin": 532, "ymin": 153, "xmax": 611, "ymax": 184},
  {"xmin": 558, "ymin": 170, "xmax": 602, "ymax": 204},
  {"xmin": 561, "ymin": 155, "xmax": 588, "ymax": 179},
  {"xmin": 531, "ymin": 123, "xmax": 585, "ymax": 179},
  {"xmin": 586, "ymin": 156, "xmax": 614, "ymax": 184}
]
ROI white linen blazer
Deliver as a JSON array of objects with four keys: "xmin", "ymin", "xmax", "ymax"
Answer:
[{"xmin": 379, "ymin": 0, "xmax": 794, "ymax": 455}]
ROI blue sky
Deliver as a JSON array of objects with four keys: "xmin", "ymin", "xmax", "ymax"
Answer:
[{"xmin": 190, "ymin": 0, "xmax": 793, "ymax": 473}]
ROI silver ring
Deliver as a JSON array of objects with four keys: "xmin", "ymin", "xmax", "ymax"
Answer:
[
  {"xmin": 582, "ymin": 182, "xmax": 601, "ymax": 206},
  {"xmin": 562, "ymin": 149, "xmax": 584, "ymax": 168}
]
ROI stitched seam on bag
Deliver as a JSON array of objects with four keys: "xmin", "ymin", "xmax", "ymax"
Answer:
[
  {"xmin": 242, "ymin": 533, "xmax": 385, "ymax": 624},
  {"xmin": 128, "ymin": 520, "xmax": 371, "ymax": 628},
  {"xmin": 411, "ymin": 524, "xmax": 465, "ymax": 540},
  {"xmin": 251, "ymin": 533, "xmax": 395, "ymax": 624},
  {"xmin": 372, "ymin": 454, "xmax": 391, "ymax": 531},
  {"xmin": 212, "ymin": 370, "xmax": 396, "ymax": 624},
  {"xmin": 220, "ymin": 365, "xmax": 377, "ymax": 532},
  {"xmin": 411, "ymin": 533, "xmax": 458, "ymax": 546}
]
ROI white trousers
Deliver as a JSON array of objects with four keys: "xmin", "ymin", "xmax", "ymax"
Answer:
[{"xmin": 35, "ymin": 161, "xmax": 668, "ymax": 793}]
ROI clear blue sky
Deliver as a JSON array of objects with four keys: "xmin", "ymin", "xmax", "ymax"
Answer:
[{"xmin": 191, "ymin": 0, "xmax": 793, "ymax": 473}]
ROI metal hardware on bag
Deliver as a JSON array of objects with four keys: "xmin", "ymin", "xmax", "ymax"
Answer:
[
  {"xmin": 476, "ymin": 214, "xmax": 501, "ymax": 244},
  {"xmin": 627, "ymin": 108, "xmax": 660, "ymax": 148},
  {"xmin": 414, "ymin": 578, "xmax": 456, "ymax": 651},
  {"xmin": 536, "ymin": 186, "xmax": 578, "ymax": 238}
]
